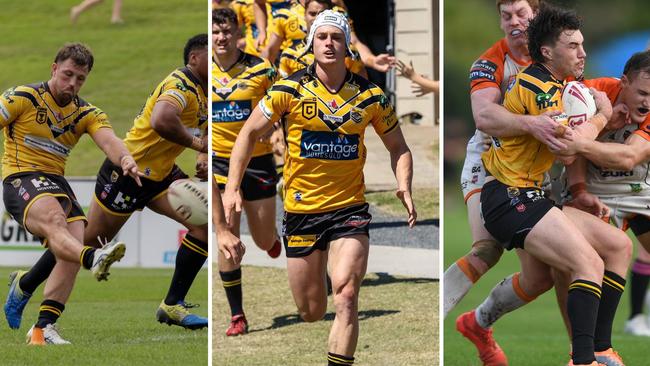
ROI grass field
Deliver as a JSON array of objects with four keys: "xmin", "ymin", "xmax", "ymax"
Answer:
[
  {"xmin": 0, "ymin": 267, "xmax": 208, "ymax": 365},
  {"xmin": 0, "ymin": 0, "xmax": 208, "ymax": 176},
  {"xmin": 213, "ymin": 265, "xmax": 439, "ymax": 366},
  {"xmin": 443, "ymin": 190, "xmax": 646, "ymax": 365},
  {"xmin": 366, "ymin": 188, "xmax": 439, "ymax": 220}
]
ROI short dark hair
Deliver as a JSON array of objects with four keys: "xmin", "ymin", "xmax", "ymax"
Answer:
[
  {"xmin": 305, "ymin": 0, "xmax": 334, "ymax": 10},
  {"xmin": 212, "ymin": 8, "xmax": 238, "ymax": 28},
  {"xmin": 183, "ymin": 33, "xmax": 208, "ymax": 65},
  {"xmin": 623, "ymin": 50, "xmax": 650, "ymax": 81},
  {"xmin": 54, "ymin": 43, "xmax": 94, "ymax": 71},
  {"xmin": 527, "ymin": 3, "xmax": 581, "ymax": 64}
]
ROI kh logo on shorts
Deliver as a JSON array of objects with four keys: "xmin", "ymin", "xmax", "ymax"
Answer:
[{"xmin": 113, "ymin": 192, "xmax": 137, "ymax": 210}]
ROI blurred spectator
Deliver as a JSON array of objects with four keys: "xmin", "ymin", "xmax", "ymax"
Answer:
[
  {"xmin": 395, "ymin": 59, "xmax": 439, "ymax": 96},
  {"xmin": 70, "ymin": 0, "xmax": 123, "ymax": 24}
]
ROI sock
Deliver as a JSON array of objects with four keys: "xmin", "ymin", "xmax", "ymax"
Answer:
[
  {"xmin": 595, "ymin": 271, "xmax": 625, "ymax": 352},
  {"xmin": 327, "ymin": 352, "xmax": 354, "ymax": 365},
  {"xmin": 630, "ymin": 259, "xmax": 650, "ymax": 318},
  {"xmin": 475, "ymin": 272, "xmax": 533, "ymax": 328},
  {"xmin": 164, "ymin": 234, "xmax": 208, "ymax": 306},
  {"xmin": 568, "ymin": 279, "xmax": 601, "ymax": 365},
  {"xmin": 80, "ymin": 246, "xmax": 96, "ymax": 270},
  {"xmin": 220, "ymin": 268, "xmax": 243, "ymax": 316},
  {"xmin": 443, "ymin": 263, "xmax": 474, "ymax": 318},
  {"xmin": 35, "ymin": 299, "xmax": 65, "ymax": 328},
  {"xmin": 19, "ymin": 249, "xmax": 56, "ymax": 294}
]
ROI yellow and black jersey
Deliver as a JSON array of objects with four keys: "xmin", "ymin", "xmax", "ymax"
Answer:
[
  {"xmin": 278, "ymin": 40, "xmax": 365, "ymax": 78},
  {"xmin": 212, "ymin": 52, "xmax": 277, "ymax": 158},
  {"xmin": 270, "ymin": 5, "xmax": 306, "ymax": 51},
  {"xmin": 259, "ymin": 65, "xmax": 398, "ymax": 213},
  {"xmin": 0, "ymin": 82, "xmax": 112, "ymax": 179},
  {"xmin": 231, "ymin": 0, "xmax": 264, "ymax": 57},
  {"xmin": 124, "ymin": 67, "xmax": 208, "ymax": 181},
  {"xmin": 482, "ymin": 63, "xmax": 566, "ymax": 188}
]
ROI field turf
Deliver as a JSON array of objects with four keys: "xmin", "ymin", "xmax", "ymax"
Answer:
[{"xmin": 0, "ymin": 267, "xmax": 208, "ymax": 365}]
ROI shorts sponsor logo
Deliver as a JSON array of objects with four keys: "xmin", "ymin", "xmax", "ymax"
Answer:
[
  {"xmin": 345, "ymin": 215, "xmax": 370, "ymax": 228},
  {"xmin": 506, "ymin": 186, "xmax": 520, "ymax": 198},
  {"xmin": 18, "ymin": 187, "xmax": 26, "ymax": 196},
  {"xmin": 516, "ymin": 203, "xmax": 526, "ymax": 212},
  {"xmin": 212, "ymin": 100, "xmax": 252, "ymax": 122},
  {"xmin": 110, "ymin": 171, "xmax": 119, "ymax": 183},
  {"xmin": 30, "ymin": 176, "xmax": 57, "ymax": 192},
  {"xmin": 100, "ymin": 191, "xmax": 108, "ymax": 200},
  {"xmin": 287, "ymin": 234, "xmax": 316, "ymax": 248},
  {"xmin": 112, "ymin": 192, "xmax": 137, "ymax": 210},
  {"xmin": 22, "ymin": 192, "xmax": 30, "ymax": 201},
  {"xmin": 103, "ymin": 184, "xmax": 112, "ymax": 193},
  {"xmin": 11, "ymin": 179, "xmax": 21, "ymax": 188},
  {"xmin": 300, "ymin": 130, "xmax": 359, "ymax": 160},
  {"xmin": 471, "ymin": 165, "xmax": 481, "ymax": 174}
]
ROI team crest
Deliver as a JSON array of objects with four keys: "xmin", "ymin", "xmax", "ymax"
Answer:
[
  {"xmin": 378, "ymin": 95, "xmax": 390, "ymax": 110},
  {"xmin": 238, "ymin": 82, "xmax": 248, "ymax": 90},
  {"xmin": 350, "ymin": 108, "xmax": 363, "ymax": 123},
  {"xmin": 36, "ymin": 107, "xmax": 48, "ymax": 124},
  {"xmin": 288, "ymin": 19, "xmax": 299, "ymax": 32},
  {"xmin": 110, "ymin": 171, "xmax": 119, "ymax": 183},
  {"xmin": 302, "ymin": 99, "xmax": 317, "ymax": 119},
  {"xmin": 11, "ymin": 178, "xmax": 21, "ymax": 188}
]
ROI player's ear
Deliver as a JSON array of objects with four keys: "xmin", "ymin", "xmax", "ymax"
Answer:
[
  {"xmin": 540, "ymin": 46, "xmax": 552, "ymax": 62},
  {"xmin": 51, "ymin": 62, "xmax": 58, "ymax": 77},
  {"xmin": 621, "ymin": 74, "xmax": 629, "ymax": 88}
]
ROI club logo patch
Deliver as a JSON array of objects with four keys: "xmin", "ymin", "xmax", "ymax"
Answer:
[
  {"xmin": 302, "ymin": 99, "xmax": 317, "ymax": 119},
  {"xmin": 36, "ymin": 107, "xmax": 48, "ymax": 124}
]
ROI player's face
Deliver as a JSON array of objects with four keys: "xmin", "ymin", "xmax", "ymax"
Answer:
[
  {"xmin": 50, "ymin": 58, "xmax": 89, "ymax": 105},
  {"xmin": 499, "ymin": 1, "xmax": 534, "ymax": 48},
  {"xmin": 312, "ymin": 26, "xmax": 347, "ymax": 66},
  {"xmin": 212, "ymin": 21, "xmax": 238, "ymax": 56},
  {"xmin": 305, "ymin": 2, "xmax": 328, "ymax": 30},
  {"xmin": 546, "ymin": 29, "xmax": 586, "ymax": 80},
  {"xmin": 622, "ymin": 72, "xmax": 650, "ymax": 124}
]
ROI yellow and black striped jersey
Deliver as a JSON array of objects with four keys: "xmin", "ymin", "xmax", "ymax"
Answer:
[
  {"xmin": 259, "ymin": 65, "xmax": 398, "ymax": 213},
  {"xmin": 124, "ymin": 67, "xmax": 208, "ymax": 181},
  {"xmin": 278, "ymin": 40, "xmax": 366, "ymax": 78},
  {"xmin": 0, "ymin": 82, "xmax": 112, "ymax": 179},
  {"xmin": 482, "ymin": 63, "xmax": 567, "ymax": 187},
  {"xmin": 231, "ymin": 0, "xmax": 264, "ymax": 57},
  {"xmin": 212, "ymin": 52, "xmax": 277, "ymax": 158}
]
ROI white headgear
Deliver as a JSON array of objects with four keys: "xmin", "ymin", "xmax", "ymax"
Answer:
[{"xmin": 303, "ymin": 9, "xmax": 353, "ymax": 57}]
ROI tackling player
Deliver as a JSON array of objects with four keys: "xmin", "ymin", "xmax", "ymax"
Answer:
[
  {"xmin": 212, "ymin": 8, "xmax": 282, "ymax": 336},
  {"xmin": 223, "ymin": 10, "xmax": 415, "ymax": 365},
  {"xmin": 5, "ymin": 35, "xmax": 211, "ymax": 336},
  {"xmin": 0, "ymin": 43, "xmax": 139, "ymax": 344}
]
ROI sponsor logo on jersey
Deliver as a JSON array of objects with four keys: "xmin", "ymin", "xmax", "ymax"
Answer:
[
  {"xmin": 24, "ymin": 135, "xmax": 71, "ymax": 157},
  {"xmin": 470, "ymin": 59, "xmax": 498, "ymax": 82},
  {"xmin": 535, "ymin": 92, "xmax": 558, "ymax": 109},
  {"xmin": 0, "ymin": 104, "xmax": 10, "ymax": 121},
  {"xmin": 630, "ymin": 183, "xmax": 642, "ymax": 193},
  {"xmin": 328, "ymin": 99, "xmax": 339, "ymax": 111},
  {"xmin": 300, "ymin": 130, "xmax": 359, "ymax": 160},
  {"xmin": 323, "ymin": 114, "xmax": 344, "ymax": 124},
  {"xmin": 212, "ymin": 100, "xmax": 252, "ymax": 122}
]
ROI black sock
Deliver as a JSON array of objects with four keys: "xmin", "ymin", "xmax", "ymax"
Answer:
[
  {"xmin": 35, "ymin": 299, "xmax": 65, "ymax": 328},
  {"xmin": 629, "ymin": 260, "xmax": 650, "ymax": 318},
  {"xmin": 327, "ymin": 352, "xmax": 354, "ymax": 365},
  {"xmin": 80, "ymin": 246, "xmax": 96, "ymax": 270},
  {"xmin": 595, "ymin": 271, "xmax": 625, "ymax": 352},
  {"xmin": 19, "ymin": 250, "xmax": 56, "ymax": 294},
  {"xmin": 220, "ymin": 268, "xmax": 243, "ymax": 316},
  {"xmin": 164, "ymin": 234, "xmax": 208, "ymax": 306},
  {"xmin": 568, "ymin": 279, "xmax": 601, "ymax": 365}
]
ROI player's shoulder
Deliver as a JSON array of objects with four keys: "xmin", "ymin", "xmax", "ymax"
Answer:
[
  {"xmin": 349, "ymin": 72, "xmax": 381, "ymax": 94},
  {"xmin": 473, "ymin": 38, "xmax": 508, "ymax": 67},
  {"xmin": 274, "ymin": 7, "xmax": 293, "ymax": 19},
  {"xmin": 166, "ymin": 67, "xmax": 202, "ymax": 92},
  {"xmin": 241, "ymin": 52, "xmax": 272, "ymax": 69}
]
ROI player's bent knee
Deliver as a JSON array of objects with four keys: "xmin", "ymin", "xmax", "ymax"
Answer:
[
  {"xmin": 43, "ymin": 210, "xmax": 69, "ymax": 230},
  {"xmin": 471, "ymin": 239, "xmax": 503, "ymax": 269},
  {"xmin": 299, "ymin": 304, "xmax": 327, "ymax": 322}
]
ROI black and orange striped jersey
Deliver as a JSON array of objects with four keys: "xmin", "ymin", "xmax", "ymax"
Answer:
[
  {"xmin": 278, "ymin": 40, "xmax": 365, "ymax": 78},
  {"xmin": 231, "ymin": 0, "xmax": 264, "ymax": 57},
  {"xmin": 482, "ymin": 63, "xmax": 567, "ymax": 187},
  {"xmin": 259, "ymin": 65, "xmax": 398, "ymax": 213},
  {"xmin": 212, "ymin": 52, "xmax": 277, "ymax": 158},
  {"xmin": 0, "ymin": 82, "xmax": 112, "ymax": 179},
  {"xmin": 124, "ymin": 67, "xmax": 208, "ymax": 181}
]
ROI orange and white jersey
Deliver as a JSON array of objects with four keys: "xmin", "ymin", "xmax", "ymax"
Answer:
[{"xmin": 469, "ymin": 38, "xmax": 530, "ymax": 95}]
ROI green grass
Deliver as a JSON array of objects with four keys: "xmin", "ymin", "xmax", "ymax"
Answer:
[
  {"xmin": 0, "ymin": 0, "xmax": 207, "ymax": 176},
  {"xmin": 443, "ymin": 190, "xmax": 645, "ymax": 365},
  {"xmin": 366, "ymin": 188, "xmax": 438, "ymax": 220},
  {"xmin": 213, "ymin": 265, "xmax": 439, "ymax": 365},
  {"xmin": 0, "ymin": 267, "xmax": 208, "ymax": 365}
]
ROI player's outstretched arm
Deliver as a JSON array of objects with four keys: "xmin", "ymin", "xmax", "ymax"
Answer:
[
  {"xmin": 213, "ymin": 183, "xmax": 245, "ymax": 264},
  {"xmin": 150, "ymin": 100, "xmax": 207, "ymax": 153},
  {"xmin": 566, "ymin": 133, "xmax": 650, "ymax": 171},
  {"xmin": 380, "ymin": 127, "xmax": 416, "ymax": 228},
  {"xmin": 252, "ymin": 0, "xmax": 267, "ymax": 51},
  {"xmin": 471, "ymin": 88, "xmax": 566, "ymax": 150},
  {"xmin": 91, "ymin": 128, "xmax": 144, "ymax": 186},
  {"xmin": 261, "ymin": 33, "xmax": 282, "ymax": 63},
  {"xmin": 223, "ymin": 106, "xmax": 274, "ymax": 223},
  {"xmin": 564, "ymin": 156, "xmax": 610, "ymax": 220}
]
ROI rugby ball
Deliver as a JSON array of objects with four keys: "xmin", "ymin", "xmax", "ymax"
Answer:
[
  {"xmin": 561, "ymin": 81, "xmax": 597, "ymax": 128},
  {"xmin": 167, "ymin": 179, "xmax": 208, "ymax": 226}
]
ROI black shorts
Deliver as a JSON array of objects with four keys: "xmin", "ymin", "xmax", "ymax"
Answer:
[
  {"xmin": 3, "ymin": 172, "xmax": 86, "ymax": 231},
  {"xmin": 629, "ymin": 215, "xmax": 650, "ymax": 236},
  {"xmin": 213, "ymin": 154, "xmax": 277, "ymax": 201},
  {"xmin": 94, "ymin": 158, "xmax": 188, "ymax": 215},
  {"xmin": 282, "ymin": 203, "xmax": 372, "ymax": 258},
  {"xmin": 481, "ymin": 179, "xmax": 558, "ymax": 250}
]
